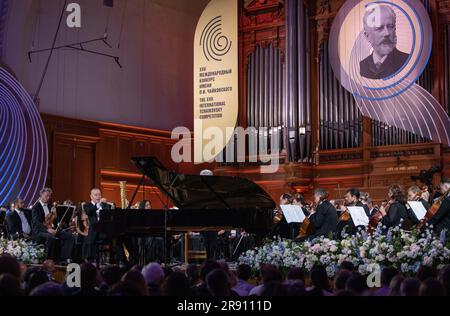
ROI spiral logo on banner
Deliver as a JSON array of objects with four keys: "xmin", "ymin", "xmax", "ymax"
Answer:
[
  {"xmin": 329, "ymin": 0, "xmax": 450, "ymax": 146},
  {"xmin": 200, "ymin": 16, "xmax": 232, "ymax": 62},
  {"xmin": 0, "ymin": 67, "xmax": 48, "ymax": 207}
]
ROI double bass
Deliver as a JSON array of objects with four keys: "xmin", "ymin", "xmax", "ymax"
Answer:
[{"xmin": 417, "ymin": 189, "xmax": 450, "ymax": 229}]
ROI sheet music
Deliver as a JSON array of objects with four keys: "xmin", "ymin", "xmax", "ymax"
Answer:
[
  {"xmin": 280, "ymin": 205, "xmax": 306, "ymax": 224},
  {"xmin": 347, "ymin": 206, "xmax": 370, "ymax": 227},
  {"xmin": 407, "ymin": 201, "xmax": 427, "ymax": 221}
]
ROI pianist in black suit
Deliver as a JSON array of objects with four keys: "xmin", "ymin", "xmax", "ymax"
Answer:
[
  {"xmin": 5, "ymin": 197, "xmax": 32, "ymax": 239},
  {"xmin": 31, "ymin": 188, "xmax": 75, "ymax": 263},
  {"xmin": 307, "ymin": 188, "xmax": 338, "ymax": 240},
  {"xmin": 360, "ymin": 5, "xmax": 409, "ymax": 80}
]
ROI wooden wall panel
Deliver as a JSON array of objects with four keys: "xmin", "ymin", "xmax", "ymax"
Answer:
[
  {"xmin": 71, "ymin": 142, "xmax": 95, "ymax": 203},
  {"xmin": 52, "ymin": 140, "xmax": 73, "ymax": 202},
  {"xmin": 118, "ymin": 137, "xmax": 133, "ymax": 171},
  {"xmin": 43, "ymin": 114, "xmax": 209, "ymax": 207},
  {"xmin": 100, "ymin": 134, "xmax": 117, "ymax": 169},
  {"xmin": 51, "ymin": 132, "xmax": 97, "ymax": 203}
]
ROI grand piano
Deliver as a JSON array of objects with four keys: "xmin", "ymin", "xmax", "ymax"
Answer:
[{"xmin": 95, "ymin": 157, "xmax": 275, "ymax": 256}]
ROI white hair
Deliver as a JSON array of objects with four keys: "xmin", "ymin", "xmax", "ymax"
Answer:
[
  {"xmin": 363, "ymin": 4, "xmax": 396, "ymax": 30},
  {"xmin": 200, "ymin": 169, "xmax": 214, "ymax": 176}
]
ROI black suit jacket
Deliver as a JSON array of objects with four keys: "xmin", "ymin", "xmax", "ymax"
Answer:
[
  {"xmin": 83, "ymin": 202, "xmax": 111, "ymax": 225},
  {"xmin": 336, "ymin": 201, "xmax": 369, "ymax": 237},
  {"xmin": 31, "ymin": 203, "xmax": 49, "ymax": 236},
  {"xmin": 309, "ymin": 200, "xmax": 338, "ymax": 239},
  {"xmin": 5, "ymin": 209, "xmax": 31, "ymax": 237},
  {"xmin": 428, "ymin": 196, "xmax": 450, "ymax": 234},
  {"xmin": 360, "ymin": 48, "xmax": 409, "ymax": 80},
  {"xmin": 407, "ymin": 199, "xmax": 430, "ymax": 225},
  {"xmin": 381, "ymin": 201, "xmax": 408, "ymax": 228}
]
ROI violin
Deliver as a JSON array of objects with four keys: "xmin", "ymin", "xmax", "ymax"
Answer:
[
  {"xmin": 417, "ymin": 188, "xmax": 450, "ymax": 229},
  {"xmin": 336, "ymin": 200, "xmax": 352, "ymax": 222},
  {"xmin": 368, "ymin": 200, "xmax": 391, "ymax": 234},
  {"xmin": 273, "ymin": 207, "xmax": 284, "ymax": 224},
  {"xmin": 296, "ymin": 202, "xmax": 316, "ymax": 239},
  {"xmin": 44, "ymin": 202, "xmax": 58, "ymax": 229},
  {"xmin": 72, "ymin": 204, "xmax": 89, "ymax": 236}
]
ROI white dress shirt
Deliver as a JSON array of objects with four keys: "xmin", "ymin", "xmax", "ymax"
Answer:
[
  {"xmin": 16, "ymin": 208, "xmax": 31, "ymax": 235},
  {"xmin": 92, "ymin": 200, "xmax": 102, "ymax": 220},
  {"xmin": 39, "ymin": 200, "xmax": 50, "ymax": 216},
  {"xmin": 372, "ymin": 52, "xmax": 388, "ymax": 68}
]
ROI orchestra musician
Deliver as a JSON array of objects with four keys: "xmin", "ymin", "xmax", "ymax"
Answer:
[
  {"xmin": 31, "ymin": 188, "xmax": 75, "ymax": 264},
  {"xmin": 379, "ymin": 184, "xmax": 408, "ymax": 229},
  {"xmin": 138, "ymin": 200, "xmax": 164, "ymax": 263},
  {"xmin": 366, "ymin": 197, "xmax": 379, "ymax": 218},
  {"xmin": 306, "ymin": 188, "xmax": 338, "ymax": 240},
  {"xmin": 139, "ymin": 200, "xmax": 152, "ymax": 209},
  {"xmin": 427, "ymin": 178, "xmax": 450, "ymax": 234},
  {"xmin": 84, "ymin": 188, "xmax": 138, "ymax": 265},
  {"xmin": 290, "ymin": 193, "xmax": 309, "ymax": 238},
  {"xmin": 83, "ymin": 188, "xmax": 112, "ymax": 262},
  {"xmin": 292, "ymin": 193, "xmax": 309, "ymax": 216},
  {"xmin": 273, "ymin": 193, "xmax": 293, "ymax": 239},
  {"xmin": 5, "ymin": 197, "xmax": 31, "ymax": 239},
  {"xmin": 406, "ymin": 186, "xmax": 431, "ymax": 226},
  {"xmin": 336, "ymin": 188, "xmax": 370, "ymax": 236}
]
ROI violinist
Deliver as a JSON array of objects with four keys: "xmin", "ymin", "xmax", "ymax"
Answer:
[
  {"xmin": 5, "ymin": 197, "xmax": 31, "ymax": 239},
  {"xmin": 307, "ymin": 188, "xmax": 338, "ymax": 240},
  {"xmin": 290, "ymin": 193, "xmax": 309, "ymax": 238},
  {"xmin": 406, "ymin": 186, "xmax": 431, "ymax": 225},
  {"xmin": 336, "ymin": 188, "xmax": 369, "ymax": 237},
  {"xmin": 379, "ymin": 184, "xmax": 408, "ymax": 229},
  {"xmin": 31, "ymin": 188, "xmax": 75, "ymax": 264},
  {"xmin": 273, "ymin": 193, "xmax": 293, "ymax": 239},
  {"xmin": 70, "ymin": 205, "xmax": 89, "ymax": 262},
  {"xmin": 427, "ymin": 178, "xmax": 450, "ymax": 234},
  {"xmin": 74, "ymin": 207, "xmax": 89, "ymax": 237},
  {"xmin": 293, "ymin": 193, "xmax": 309, "ymax": 216}
]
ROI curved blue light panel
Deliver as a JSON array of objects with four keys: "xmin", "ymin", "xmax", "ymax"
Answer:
[{"xmin": 0, "ymin": 67, "xmax": 48, "ymax": 207}]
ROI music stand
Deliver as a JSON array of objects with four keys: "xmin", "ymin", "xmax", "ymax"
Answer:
[{"xmin": 55, "ymin": 205, "xmax": 76, "ymax": 231}]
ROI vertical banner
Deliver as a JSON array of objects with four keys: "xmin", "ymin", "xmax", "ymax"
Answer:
[{"xmin": 194, "ymin": 0, "xmax": 238, "ymax": 163}]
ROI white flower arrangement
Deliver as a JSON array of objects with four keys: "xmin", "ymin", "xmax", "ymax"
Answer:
[
  {"xmin": 239, "ymin": 226, "xmax": 450, "ymax": 278},
  {"xmin": 0, "ymin": 237, "xmax": 46, "ymax": 264}
]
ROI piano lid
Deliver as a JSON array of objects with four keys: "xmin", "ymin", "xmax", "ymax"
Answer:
[{"xmin": 131, "ymin": 157, "xmax": 276, "ymax": 210}]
